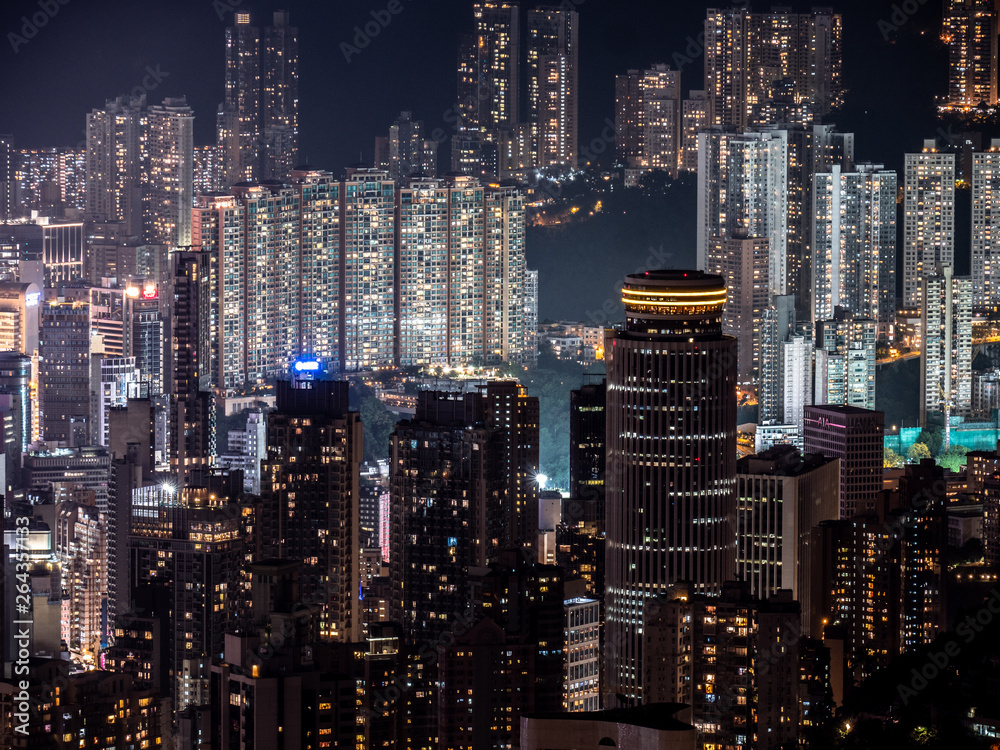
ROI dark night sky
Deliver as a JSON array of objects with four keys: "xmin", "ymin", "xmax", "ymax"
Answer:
[{"xmin": 0, "ymin": 0, "xmax": 948, "ymax": 175}]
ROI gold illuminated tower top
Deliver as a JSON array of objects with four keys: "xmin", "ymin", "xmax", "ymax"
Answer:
[{"xmin": 622, "ymin": 269, "xmax": 727, "ymax": 338}]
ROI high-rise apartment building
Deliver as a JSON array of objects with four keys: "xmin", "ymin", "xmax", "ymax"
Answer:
[
  {"xmin": 261, "ymin": 374, "xmax": 362, "ymax": 642},
  {"xmin": 128, "ymin": 478, "xmax": 252, "ymax": 709},
  {"xmin": 262, "ymin": 10, "xmax": 299, "ymax": 180},
  {"xmin": 707, "ymin": 231, "xmax": 769, "ymax": 384},
  {"xmin": 40, "ymin": 297, "xmax": 91, "ymax": 445},
  {"xmin": 704, "ymin": 7, "xmax": 843, "ymax": 129},
  {"xmin": 697, "ymin": 130, "xmax": 788, "ymax": 295},
  {"xmin": 680, "ymin": 90, "xmax": 708, "ymax": 173},
  {"xmin": 15, "ymin": 146, "xmax": 87, "ymax": 215},
  {"xmin": 904, "ymin": 142, "xmax": 956, "ymax": 309},
  {"xmin": 341, "ymin": 168, "xmax": 395, "ymax": 371},
  {"xmin": 920, "ymin": 265, "xmax": 973, "ymax": 426},
  {"xmin": 803, "ymin": 405, "xmax": 884, "ymax": 518},
  {"xmin": 943, "ymin": 0, "xmax": 998, "ymax": 108},
  {"xmin": 485, "ymin": 187, "xmax": 527, "ymax": 365},
  {"xmin": 471, "ymin": 1, "xmax": 520, "ymax": 131},
  {"xmin": 527, "ymin": 6, "xmax": 579, "ymax": 168},
  {"xmin": 758, "ymin": 294, "xmax": 796, "ymax": 424},
  {"xmin": 145, "ymin": 98, "xmax": 194, "ymax": 248},
  {"xmin": 782, "ymin": 332, "xmax": 814, "ymax": 430},
  {"xmin": 972, "ymin": 142, "xmax": 1000, "ymax": 308},
  {"xmin": 604, "ymin": 271, "xmax": 737, "ymax": 701},
  {"xmin": 387, "ymin": 111, "xmax": 436, "ymax": 181},
  {"xmin": 86, "ymin": 95, "xmax": 147, "ymax": 237},
  {"xmin": 813, "ymin": 164, "xmax": 897, "ymax": 324},
  {"xmin": 815, "ymin": 311, "xmax": 877, "ymax": 411},
  {"xmin": 221, "ymin": 13, "xmax": 261, "ymax": 186},
  {"xmin": 614, "ymin": 70, "xmax": 642, "ymax": 167}
]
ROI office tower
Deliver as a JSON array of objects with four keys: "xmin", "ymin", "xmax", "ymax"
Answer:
[
  {"xmin": 736, "ymin": 445, "xmax": 840, "ymax": 636},
  {"xmin": 903, "ymin": 143, "xmax": 956, "ymax": 309},
  {"xmin": 707, "ymin": 231, "xmax": 769, "ymax": 384},
  {"xmin": 54, "ymin": 500, "xmax": 106, "ymax": 664},
  {"xmin": 758, "ymin": 294, "xmax": 796, "ymax": 423},
  {"xmin": 943, "ymin": 0, "xmax": 998, "ymax": 108},
  {"xmin": 781, "ymin": 332, "xmax": 814, "ymax": 430},
  {"xmin": 96, "ymin": 357, "xmax": 140, "ymax": 446},
  {"xmin": 170, "ymin": 251, "xmax": 215, "ymax": 484},
  {"xmin": 0, "ymin": 281, "xmax": 40, "ymax": 354},
  {"xmin": 221, "ymin": 13, "xmax": 261, "ymax": 185},
  {"xmin": 815, "ymin": 311, "xmax": 877, "ymax": 410},
  {"xmin": 813, "ymin": 164, "xmax": 897, "ymax": 324},
  {"xmin": 231, "ymin": 182, "xmax": 301, "ymax": 383},
  {"xmin": 680, "ymin": 90, "xmax": 708, "ymax": 173},
  {"xmin": 389, "ymin": 390, "xmax": 496, "ymax": 642},
  {"xmin": 145, "ymin": 97, "xmax": 194, "ymax": 247},
  {"xmin": 569, "ymin": 379, "xmax": 606, "ymax": 525},
  {"xmin": 803, "ymin": 405, "xmax": 884, "ymax": 518},
  {"xmin": 40, "ymin": 296, "xmax": 91, "ymax": 445},
  {"xmin": 129, "ymin": 479, "xmax": 252, "ymax": 709},
  {"xmin": 341, "ymin": 168, "xmax": 395, "ymax": 371},
  {"xmin": 261, "ymin": 373, "xmax": 362, "ymax": 641},
  {"xmin": 0, "ymin": 351, "xmax": 31, "ymax": 451},
  {"xmin": 604, "ymin": 271, "xmax": 737, "ymax": 701},
  {"xmin": 527, "ymin": 6, "xmax": 579, "ymax": 168},
  {"xmin": 484, "ymin": 187, "xmax": 527, "ymax": 364},
  {"xmin": 920, "ymin": 265, "xmax": 973, "ymax": 427},
  {"xmin": 23, "ymin": 446, "xmax": 111, "ymax": 509},
  {"xmin": 643, "ymin": 582, "xmax": 801, "ymax": 750},
  {"xmin": 293, "ymin": 168, "xmax": 341, "ymax": 372},
  {"xmin": 697, "ymin": 130, "xmax": 788, "ymax": 295},
  {"xmin": 614, "ymin": 70, "xmax": 642, "ymax": 167},
  {"xmin": 972, "ymin": 143, "xmax": 1000, "ymax": 308},
  {"xmin": 86, "ymin": 95, "xmax": 147, "ymax": 236},
  {"xmin": 396, "ymin": 175, "xmax": 484, "ymax": 367},
  {"xmin": 5, "ymin": 219, "xmax": 85, "ymax": 288},
  {"xmin": 704, "ymin": 8, "xmax": 843, "ymax": 129},
  {"xmin": 471, "ymin": 1, "xmax": 520, "ymax": 131},
  {"xmin": 564, "ymin": 597, "xmax": 601, "ymax": 712},
  {"xmin": 262, "ymin": 10, "xmax": 299, "ymax": 180}
]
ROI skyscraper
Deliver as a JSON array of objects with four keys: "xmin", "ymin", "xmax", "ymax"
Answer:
[
  {"xmin": 943, "ymin": 0, "xmax": 998, "ymax": 108},
  {"xmin": 262, "ymin": 10, "xmax": 299, "ymax": 180},
  {"xmin": 638, "ymin": 65, "xmax": 681, "ymax": 175},
  {"xmin": 341, "ymin": 168, "xmax": 395, "ymax": 371},
  {"xmin": 569, "ymin": 379, "xmax": 606, "ymax": 525},
  {"xmin": 614, "ymin": 70, "xmax": 642, "ymax": 168},
  {"xmin": 604, "ymin": 270, "xmax": 737, "ymax": 701},
  {"xmin": 85, "ymin": 95, "xmax": 146, "ymax": 237},
  {"xmin": 920, "ymin": 265, "xmax": 973, "ymax": 427},
  {"xmin": 261, "ymin": 372, "xmax": 362, "ymax": 642},
  {"xmin": 697, "ymin": 130, "xmax": 788, "ymax": 295},
  {"xmin": 527, "ymin": 6, "xmax": 578, "ymax": 168},
  {"xmin": 40, "ymin": 296, "xmax": 91, "ymax": 444},
  {"xmin": 707, "ymin": 231, "xmax": 769, "ymax": 385},
  {"xmin": 904, "ymin": 142, "xmax": 956, "ymax": 309},
  {"xmin": 221, "ymin": 13, "xmax": 260, "ymax": 186},
  {"xmin": 472, "ymin": 1, "xmax": 520, "ymax": 131},
  {"xmin": 812, "ymin": 164, "xmax": 897, "ymax": 324},
  {"xmin": 815, "ymin": 311, "xmax": 877, "ymax": 411},
  {"xmin": 972, "ymin": 141, "xmax": 1000, "ymax": 309},
  {"xmin": 145, "ymin": 98, "xmax": 194, "ymax": 247},
  {"xmin": 803, "ymin": 404, "xmax": 884, "ymax": 518}
]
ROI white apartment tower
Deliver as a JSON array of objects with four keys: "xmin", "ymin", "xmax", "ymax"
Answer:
[
  {"xmin": 972, "ymin": 142, "xmax": 1000, "ymax": 308},
  {"xmin": 904, "ymin": 142, "xmax": 956, "ymax": 309},
  {"xmin": 698, "ymin": 130, "xmax": 788, "ymax": 295},
  {"xmin": 920, "ymin": 265, "xmax": 973, "ymax": 427},
  {"xmin": 812, "ymin": 164, "xmax": 897, "ymax": 324},
  {"xmin": 146, "ymin": 98, "xmax": 194, "ymax": 248}
]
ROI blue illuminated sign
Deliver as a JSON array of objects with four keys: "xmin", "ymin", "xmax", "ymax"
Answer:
[{"xmin": 293, "ymin": 359, "xmax": 321, "ymax": 372}]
